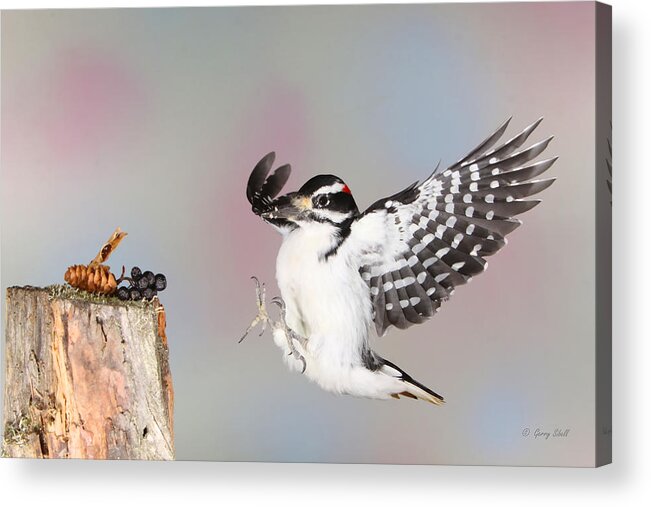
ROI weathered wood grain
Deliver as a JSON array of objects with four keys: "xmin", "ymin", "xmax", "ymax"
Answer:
[{"xmin": 2, "ymin": 286, "xmax": 174, "ymax": 460}]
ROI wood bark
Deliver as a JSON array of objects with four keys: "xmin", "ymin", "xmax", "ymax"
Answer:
[{"xmin": 2, "ymin": 286, "xmax": 174, "ymax": 460}]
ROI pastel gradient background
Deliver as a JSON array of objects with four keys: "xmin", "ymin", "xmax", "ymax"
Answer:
[{"xmin": 1, "ymin": 3, "xmax": 600, "ymax": 465}]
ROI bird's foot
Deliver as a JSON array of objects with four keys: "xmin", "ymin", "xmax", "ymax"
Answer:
[
  {"xmin": 271, "ymin": 296, "xmax": 307, "ymax": 374},
  {"xmin": 239, "ymin": 276, "xmax": 271, "ymax": 343}
]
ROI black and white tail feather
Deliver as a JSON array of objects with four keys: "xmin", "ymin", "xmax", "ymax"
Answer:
[{"xmin": 245, "ymin": 117, "xmax": 556, "ymax": 405}]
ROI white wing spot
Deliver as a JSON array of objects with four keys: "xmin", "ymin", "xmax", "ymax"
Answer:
[
  {"xmin": 423, "ymin": 257, "xmax": 437, "ymax": 268},
  {"xmin": 469, "ymin": 163, "xmax": 479, "ymax": 172},
  {"xmin": 465, "ymin": 206, "xmax": 475, "ymax": 217},
  {"xmin": 486, "ymin": 210, "xmax": 495, "ymax": 220},
  {"xmin": 492, "ymin": 167, "xmax": 501, "ymax": 175},
  {"xmin": 383, "ymin": 281, "xmax": 393, "ymax": 291},
  {"xmin": 471, "ymin": 172, "xmax": 480, "ymax": 181},
  {"xmin": 506, "ymin": 195, "xmax": 514, "ymax": 202},
  {"xmin": 434, "ymin": 273, "xmax": 449, "ymax": 283},
  {"xmin": 466, "ymin": 224, "xmax": 475, "ymax": 235},
  {"xmin": 490, "ymin": 180, "xmax": 499, "ymax": 188},
  {"xmin": 463, "ymin": 194, "xmax": 472, "ymax": 203},
  {"xmin": 445, "ymin": 216, "xmax": 457, "ymax": 228},
  {"xmin": 412, "ymin": 243, "xmax": 425, "ymax": 255},
  {"xmin": 435, "ymin": 247, "xmax": 450, "ymax": 258},
  {"xmin": 407, "ymin": 256, "xmax": 418, "ymax": 267},
  {"xmin": 400, "ymin": 300, "xmax": 409, "ymax": 309},
  {"xmin": 370, "ymin": 286, "xmax": 379, "ymax": 296},
  {"xmin": 386, "ymin": 303, "xmax": 394, "ymax": 311},
  {"xmin": 445, "ymin": 203, "xmax": 455, "ymax": 213},
  {"xmin": 426, "ymin": 287, "xmax": 436, "ymax": 296},
  {"xmin": 452, "ymin": 262, "xmax": 465, "ymax": 271},
  {"xmin": 489, "ymin": 157, "xmax": 498, "ymax": 163},
  {"xmin": 422, "ymin": 233, "xmax": 435, "ymax": 245},
  {"xmin": 470, "ymin": 182, "xmax": 478, "ymax": 192},
  {"xmin": 485, "ymin": 194, "xmax": 495, "ymax": 203},
  {"xmin": 416, "ymin": 272, "xmax": 427, "ymax": 284},
  {"xmin": 409, "ymin": 297, "xmax": 421, "ymax": 306},
  {"xmin": 452, "ymin": 233, "xmax": 463, "ymax": 248}
]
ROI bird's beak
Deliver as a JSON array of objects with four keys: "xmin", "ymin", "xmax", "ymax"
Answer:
[{"xmin": 260, "ymin": 193, "xmax": 310, "ymax": 221}]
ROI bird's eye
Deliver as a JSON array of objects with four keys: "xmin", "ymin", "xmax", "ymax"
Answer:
[{"xmin": 316, "ymin": 195, "xmax": 329, "ymax": 208}]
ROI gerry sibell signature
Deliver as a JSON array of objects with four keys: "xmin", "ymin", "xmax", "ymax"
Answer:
[{"xmin": 521, "ymin": 427, "xmax": 571, "ymax": 440}]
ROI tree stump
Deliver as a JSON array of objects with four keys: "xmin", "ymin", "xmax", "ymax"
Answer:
[{"xmin": 2, "ymin": 286, "xmax": 174, "ymax": 460}]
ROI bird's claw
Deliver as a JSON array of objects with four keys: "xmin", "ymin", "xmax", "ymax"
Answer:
[
  {"xmin": 239, "ymin": 276, "xmax": 270, "ymax": 343},
  {"xmin": 270, "ymin": 295, "xmax": 284, "ymax": 309},
  {"xmin": 241, "ymin": 277, "xmax": 308, "ymax": 374},
  {"xmin": 271, "ymin": 296, "xmax": 307, "ymax": 374},
  {"xmin": 287, "ymin": 350, "xmax": 307, "ymax": 374}
]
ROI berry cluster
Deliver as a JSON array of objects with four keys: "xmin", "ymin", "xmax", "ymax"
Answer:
[{"xmin": 116, "ymin": 266, "xmax": 167, "ymax": 301}]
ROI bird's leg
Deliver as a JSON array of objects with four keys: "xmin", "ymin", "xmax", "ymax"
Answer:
[
  {"xmin": 240, "ymin": 277, "xmax": 308, "ymax": 374},
  {"xmin": 271, "ymin": 296, "xmax": 307, "ymax": 374},
  {"xmin": 239, "ymin": 276, "xmax": 271, "ymax": 343}
]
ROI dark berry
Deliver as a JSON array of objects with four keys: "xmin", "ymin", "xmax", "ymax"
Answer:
[
  {"xmin": 143, "ymin": 271, "xmax": 155, "ymax": 287},
  {"xmin": 143, "ymin": 287, "xmax": 156, "ymax": 300},
  {"xmin": 116, "ymin": 287, "xmax": 130, "ymax": 301},
  {"xmin": 154, "ymin": 273, "xmax": 167, "ymax": 291},
  {"xmin": 137, "ymin": 276, "xmax": 149, "ymax": 290},
  {"xmin": 129, "ymin": 288, "xmax": 142, "ymax": 300},
  {"xmin": 131, "ymin": 266, "xmax": 142, "ymax": 280}
]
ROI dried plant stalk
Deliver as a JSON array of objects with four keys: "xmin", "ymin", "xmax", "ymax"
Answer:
[{"xmin": 89, "ymin": 227, "xmax": 128, "ymax": 267}]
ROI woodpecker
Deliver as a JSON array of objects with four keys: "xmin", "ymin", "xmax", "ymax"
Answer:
[{"xmin": 242, "ymin": 118, "xmax": 556, "ymax": 404}]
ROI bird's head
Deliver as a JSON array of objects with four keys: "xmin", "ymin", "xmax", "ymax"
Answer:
[{"xmin": 261, "ymin": 175, "xmax": 359, "ymax": 227}]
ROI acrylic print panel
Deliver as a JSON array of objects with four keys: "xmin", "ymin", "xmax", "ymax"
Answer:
[{"xmin": 1, "ymin": 2, "xmax": 611, "ymax": 466}]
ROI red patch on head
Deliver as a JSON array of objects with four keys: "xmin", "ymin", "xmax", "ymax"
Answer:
[{"xmin": 342, "ymin": 184, "xmax": 352, "ymax": 194}]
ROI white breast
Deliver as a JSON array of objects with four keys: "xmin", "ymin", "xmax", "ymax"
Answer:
[{"xmin": 275, "ymin": 223, "xmax": 373, "ymax": 369}]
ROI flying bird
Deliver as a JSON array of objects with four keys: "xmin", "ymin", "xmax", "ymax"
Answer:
[{"xmin": 242, "ymin": 118, "xmax": 556, "ymax": 404}]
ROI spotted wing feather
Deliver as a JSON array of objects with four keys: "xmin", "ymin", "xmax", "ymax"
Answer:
[{"xmin": 352, "ymin": 118, "xmax": 556, "ymax": 336}]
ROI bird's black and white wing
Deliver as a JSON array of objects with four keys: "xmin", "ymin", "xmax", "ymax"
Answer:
[
  {"xmin": 246, "ymin": 151, "xmax": 293, "ymax": 229},
  {"xmin": 246, "ymin": 152, "xmax": 291, "ymax": 215},
  {"xmin": 348, "ymin": 118, "xmax": 557, "ymax": 336}
]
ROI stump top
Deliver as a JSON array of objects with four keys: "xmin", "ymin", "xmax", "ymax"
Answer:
[{"xmin": 8, "ymin": 285, "xmax": 159, "ymax": 310}]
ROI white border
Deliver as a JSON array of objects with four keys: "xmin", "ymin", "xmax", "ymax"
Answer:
[{"xmin": 1, "ymin": 0, "xmax": 649, "ymax": 505}]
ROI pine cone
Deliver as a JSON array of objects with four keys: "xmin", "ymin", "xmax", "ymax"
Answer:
[{"xmin": 64, "ymin": 264, "xmax": 118, "ymax": 295}]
